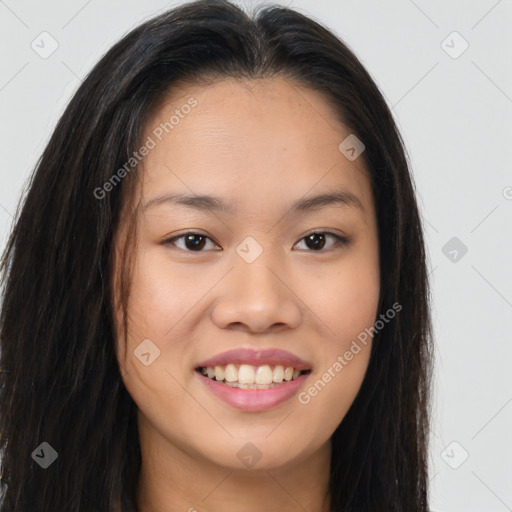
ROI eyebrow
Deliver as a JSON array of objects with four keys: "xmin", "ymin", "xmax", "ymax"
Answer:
[{"xmin": 143, "ymin": 189, "xmax": 365, "ymax": 214}]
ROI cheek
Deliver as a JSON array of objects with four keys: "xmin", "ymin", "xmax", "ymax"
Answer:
[
  {"xmin": 114, "ymin": 248, "xmax": 190, "ymax": 392},
  {"xmin": 293, "ymin": 245, "xmax": 379, "ymax": 430},
  {"xmin": 117, "ymin": 266, "xmax": 192, "ymax": 426},
  {"xmin": 298, "ymin": 349, "xmax": 371, "ymax": 441},
  {"xmin": 303, "ymin": 249, "xmax": 380, "ymax": 342},
  {"xmin": 125, "ymin": 248, "xmax": 195, "ymax": 336}
]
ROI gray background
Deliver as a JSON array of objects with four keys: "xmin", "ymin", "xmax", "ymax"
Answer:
[{"xmin": 1, "ymin": 1, "xmax": 511, "ymax": 510}]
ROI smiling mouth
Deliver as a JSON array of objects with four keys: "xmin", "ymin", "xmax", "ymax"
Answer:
[{"xmin": 196, "ymin": 363, "xmax": 311, "ymax": 389}]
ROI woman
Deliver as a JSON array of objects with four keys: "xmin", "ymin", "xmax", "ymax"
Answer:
[{"xmin": 0, "ymin": 1, "xmax": 433, "ymax": 510}]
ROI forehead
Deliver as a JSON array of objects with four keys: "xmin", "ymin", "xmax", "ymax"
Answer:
[
  {"xmin": 136, "ymin": 77, "xmax": 373, "ymax": 220},
  {"xmin": 144, "ymin": 77, "xmax": 352, "ymax": 157}
]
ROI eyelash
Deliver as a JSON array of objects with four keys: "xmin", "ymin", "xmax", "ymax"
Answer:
[{"xmin": 163, "ymin": 231, "xmax": 350, "ymax": 253}]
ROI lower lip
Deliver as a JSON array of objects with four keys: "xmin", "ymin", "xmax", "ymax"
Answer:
[{"xmin": 196, "ymin": 371, "xmax": 309, "ymax": 412}]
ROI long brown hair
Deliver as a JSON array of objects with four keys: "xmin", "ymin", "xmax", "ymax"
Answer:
[{"xmin": 0, "ymin": 1, "xmax": 433, "ymax": 510}]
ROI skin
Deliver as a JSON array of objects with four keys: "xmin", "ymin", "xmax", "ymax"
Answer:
[{"xmin": 112, "ymin": 77, "xmax": 380, "ymax": 512}]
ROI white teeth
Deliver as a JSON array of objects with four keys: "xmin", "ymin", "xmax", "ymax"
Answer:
[
  {"xmin": 238, "ymin": 364, "xmax": 255, "ymax": 384},
  {"xmin": 272, "ymin": 365, "xmax": 284, "ymax": 382},
  {"xmin": 224, "ymin": 363, "xmax": 238, "ymax": 382},
  {"xmin": 224, "ymin": 381, "xmax": 283, "ymax": 389},
  {"xmin": 214, "ymin": 365, "xmax": 225, "ymax": 381},
  {"xmin": 200, "ymin": 363, "xmax": 307, "ymax": 386},
  {"xmin": 255, "ymin": 365, "xmax": 273, "ymax": 385}
]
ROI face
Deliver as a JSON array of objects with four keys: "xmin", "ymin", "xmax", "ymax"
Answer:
[{"xmin": 113, "ymin": 77, "xmax": 380, "ymax": 472}]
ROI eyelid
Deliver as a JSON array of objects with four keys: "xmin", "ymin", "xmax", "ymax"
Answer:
[
  {"xmin": 163, "ymin": 231, "xmax": 222, "ymax": 251},
  {"xmin": 300, "ymin": 228, "xmax": 348, "ymax": 241},
  {"xmin": 294, "ymin": 231, "xmax": 350, "ymax": 252}
]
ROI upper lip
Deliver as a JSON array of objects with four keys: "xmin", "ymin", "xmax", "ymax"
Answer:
[{"xmin": 195, "ymin": 348, "xmax": 312, "ymax": 371}]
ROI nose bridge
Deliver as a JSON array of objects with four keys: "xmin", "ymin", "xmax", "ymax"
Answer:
[
  {"xmin": 236, "ymin": 254, "xmax": 278, "ymax": 299},
  {"xmin": 232, "ymin": 239, "xmax": 283, "ymax": 309},
  {"xmin": 233, "ymin": 233, "xmax": 281, "ymax": 289},
  {"xmin": 210, "ymin": 237, "xmax": 302, "ymax": 332}
]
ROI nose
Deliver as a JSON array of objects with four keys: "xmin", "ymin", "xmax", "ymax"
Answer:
[{"xmin": 210, "ymin": 253, "xmax": 302, "ymax": 334}]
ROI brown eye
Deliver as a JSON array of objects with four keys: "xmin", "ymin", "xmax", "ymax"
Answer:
[
  {"xmin": 164, "ymin": 231, "xmax": 349, "ymax": 253},
  {"xmin": 164, "ymin": 233, "xmax": 220, "ymax": 252},
  {"xmin": 183, "ymin": 234, "xmax": 206, "ymax": 250},
  {"xmin": 305, "ymin": 233, "xmax": 327, "ymax": 250},
  {"xmin": 294, "ymin": 232, "xmax": 349, "ymax": 252}
]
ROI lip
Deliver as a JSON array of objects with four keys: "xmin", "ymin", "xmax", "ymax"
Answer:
[
  {"xmin": 196, "ymin": 371, "xmax": 310, "ymax": 412},
  {"xmin": 195, "ymin": 347, "xmax": 312, "ymax": 371},
  {"xmin": 194, "ymin": 347, "xmax": 312, "ymax": 412}
]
